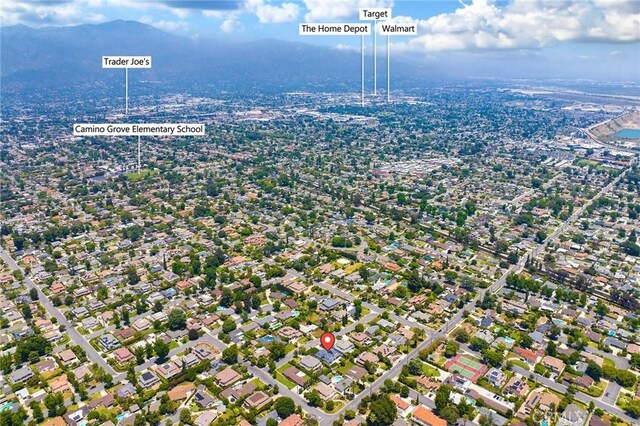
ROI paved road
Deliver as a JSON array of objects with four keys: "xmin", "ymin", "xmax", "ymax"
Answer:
[
  {"xmin": 2, "ymin": 159, "xmax": 633, "ymax": 424},
  {"xmin": 408, "ymin": 388, "xmax": 436, "ymax": 410},
  {"xmin": 0, "ymin": 246, "xmax": 117, "ymax": 377},
  {"xmin": 319, "ymin": 162, "xmax": 637, "ymax": 423},
  {"xmin": 201, "ymin": 322, "xmax": 333, "ymax": 423},
  {"xmin": 584, "ymin": 346, "xmax": 630, "ymax": 369},
  {"xmin": 86, "ymin": 310, "xmax": 154, "ymax": 340},
  {"xmin": 313, "ymin": 279, "xmax": 431, "ymax": 332},
  {"xmin": 602, "ymin": 381, "xmax": 621, "ymax": 406},
  {"xmin": 245, "ymin": 363, "xmax": 331, "ymax": 424},
  {"xmin": 512, "ymin": 366, "xmax": 635, "ymax": 424},
  {"xmin": 276, "ymin": 311, "xmax": 378, "ymax": 369}
]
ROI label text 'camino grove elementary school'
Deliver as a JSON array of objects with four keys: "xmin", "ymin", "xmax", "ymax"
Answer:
[{"xmin": 73, "ymin": 123, "xmax": 205, "ymax": 136}]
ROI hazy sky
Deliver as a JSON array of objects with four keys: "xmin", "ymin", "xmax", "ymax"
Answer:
[{"xmin": 2, "ymin": 0, "xmax": 639, "ymax": 81}]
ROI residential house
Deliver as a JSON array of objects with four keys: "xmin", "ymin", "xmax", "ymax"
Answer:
[
  {"xmin": 244, "ymin": 392, "xmax": 270, "ymax": 410},
  {"xmin": 411, "ymin": 405, "xmax": 447, "ymax": 426},
  {"xmin": 58, "ymin": 349, "xmax": 78, "ymax": 366},
  {"xmin": 541, "ymin": 355, "xmax": 565, "ymax": 376},
  {"xmin": 9, "ymin": 366, "xmax": 34, "ymax": 384},
  {"xmin": 558, "ymin": 404, "xmax": 587, "ymax": 426},
  {"xmin": 215, "ymin": 367, "xmax": 241, "ymax": 388},
  {"xmin": 113, "ymin": 348, "xmax": 135, "ymax": 365},
  {"xmin": 283, "ymin": 366, "xmax": 307, "ymax": 389},
  {"xmin": 194, "ymin": 411, "xmax": 217, "ymax": 426},
  {"xmin": 299, "ymin": 355, "xmax": 322, "ymax": 372},
  {"xmin": 139, "ymin": 371, "xmax": 160, "ymax": 388}
]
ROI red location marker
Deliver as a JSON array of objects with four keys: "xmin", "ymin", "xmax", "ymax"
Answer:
[{"xmin": 320, "ymin": 332, "xmax": 335, "ymax": 351}]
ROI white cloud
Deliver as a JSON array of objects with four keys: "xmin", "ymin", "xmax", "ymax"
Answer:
[
  {"xmin": 0, "ymin": 0, "xmax": 104, "ymax": 26},
  {"xmin": 303, "ymin": 0, "xmax": 393, "ymax": 22},
  {"xmin": 170, "ymin": 8, "xmax": 191, "ymax": 19},
  {"xmin": 221, "ymin": 14, "xmax": 243, "ymax": 33},
  {"xmin": 334, "ymin": 43, "xmax": 359, "ymax": 52},
  {"xmin": 394, "ymin": 0, "xmax": 640, "ymax": 53},
  {"xmin": 243, "ymin": 0, "xmax": 299, "ymax": 24},
  {"xmin": 202, "ymin": 0, "xmax": 299, "ymax": 26},
  {"xmin": 148, "ymin": 19, "xmax": 190, "ymax": 34},
  {"xmin": 202, "ymin": 10, "xmax": 228, "ymax": 19}
]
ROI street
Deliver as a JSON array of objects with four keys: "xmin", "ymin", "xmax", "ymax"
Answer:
[{"xmin": 0, "ymin": 246, "xmax": 118, "ymax": 377}]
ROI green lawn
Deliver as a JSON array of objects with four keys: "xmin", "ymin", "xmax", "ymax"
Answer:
[
  {"xmin": 276, "ymin": 363, "xmax": 299, "ymax": 390},
  {"xmin": 275, "ymin": 372, "xmax": 297, "ymax": 390},
  {"xmin": 324, "ymin": 400, "xmax": 344, "ymax": 414},
  {"xmin": 337, "ymin": 362, "xmax": 354, "ymax": 375},
  {"xmin": 477, "ymin": 378, "xmax": 502, "ymax": 394},
  {"xmin": 421, "ymin": 363, "xmax": 440, "ymax": 378},
  {"xmin": 125, "ymin": 169, "xmax": 157, "ymax": 182},
  {"xmin": 583, "ymin": 381, "xmax": 606, "ymax": 397},
  {"xmin": 507, "ymin": 358, "xmax": 531, "ymax": 370}
]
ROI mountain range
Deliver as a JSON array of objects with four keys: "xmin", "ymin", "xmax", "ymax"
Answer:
[{"xmin": 1, "ymin": 20, "xmax": 431, "ymax": 95}]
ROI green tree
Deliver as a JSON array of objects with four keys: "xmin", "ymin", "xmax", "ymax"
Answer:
[
  {"xmin": 21, "ymin": 304, "xmax": 32, "ymax": 320},
  {"xmin": 440, "ymin": 406, "xmax": 460, "ymax": 425},
  {"xmin": 29, "ymin": 401, "xmax": 44, "ymax": 423},
  {"xmin": 586, "ymin": 363, "xmax": 603, "ymax": 382},
  {"xmin": 444, "ymin": 341, "xmax": 459, "ymax": 358},
  {"xmin": 44, "ymin": 392, "xmax": 66, "ymax": 417},
  {"xmin": 222, "ymin": 317, "xmax": 237, "ymax": 333},
  {"xmin": 366, "ymin": 394, "xmax": 397, "ymax": 426},
  {"xmin": 270, "ymin": 342, "xmax": 286, "ymax": 361},
  {"xmin": 304, "ymin": 390, "xmax": 323, "ymax": 407},
  {"xmin": 188, "ymin": 328, "xmax": 199, "ymax": 341},
  {"xmin": 482, "ymin": 349, "xmax": 503, "ymax": 367},
  {"xmin": 354, "ymin": 299, "xmax": 363, "ymax": 320},
  {"xmin": 535, "ymin": 230, "xmax": 547, "ymax": 243},
  {"xmin": 134, "ymin": 346, "xmax": 145, "ymax": 365},
  {"xmin": 455, "ymin": 330, "xmax": 470, "ymax": 343},
  {"xmin": 435, "ymin": 385, "xmax": 452, "ymax": 413},
  {"xmin": 595, "ymin": 300, "xmax": 609, "ymax": 317},
  {"xmin": 630, "ymin": 353, "xmax": 640, "ymax": 369},
  {"xmin": 154, "ymin": 339, "xmax": 170, "ymax": 360},
  {"xmin": 15, "ymin": 335, "xmax": 51, "ymax": 364},
  {"xmin": 167, "ymin": 309, "xmax": 186, "ymax": 330},
  {"xmin": 179, "ymin": 409, "xmax": 192, "ymax": 425},
  {"xmin": 222, "ymin": 345, "xmax": 238, "ymax": 364},
  {"xmin": 0, "ymin": 354, "xmax": 12, "ymax": 373},
  {"xmin": 126, "ymin": 265, "xmax": 139, "ymax": 285},
  {"xmin": 626, "ymin": 399, "xmax": 640, "ymax": 418},
  {"xmin": 274, "ymin": 396, "xmax": 295, "ymax": 418},
  {"xmin": 407, "ymin": 359, "xmax": 423, "ymax": 376},
  {"xmin": 406, "ymin": 269, "xmax": 425, "ymax": 293},
  {"xmin": 97, "ymin": 286, "xmax": 108, "ymax": 300}
]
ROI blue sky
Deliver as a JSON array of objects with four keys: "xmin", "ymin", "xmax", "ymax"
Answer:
[{"xmin": 2, "ymin": 1, "xmax": 639, "ymax": 80}]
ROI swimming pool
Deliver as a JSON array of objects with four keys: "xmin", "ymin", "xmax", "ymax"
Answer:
[
  {"xmin": 270, "ymin": 322, "xmax": 282, "ymax": 330},
  {"xmin": 0, "ymin": 402, "xmax": 13, "ymax": 412},
  {"xmin": 116, "ymin": 413, "xmax": 130, "ymax": 422},
  {"xmin": 332, "ymin": 376, "xmax": 343, "ymax": 383},
  {"xmin": 504, "ymin": 337, "xmax": 515, "ymax": 344},
  {"xmin": 259, "ymin": 335, "xmax": 275, "ymax": 344}
]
